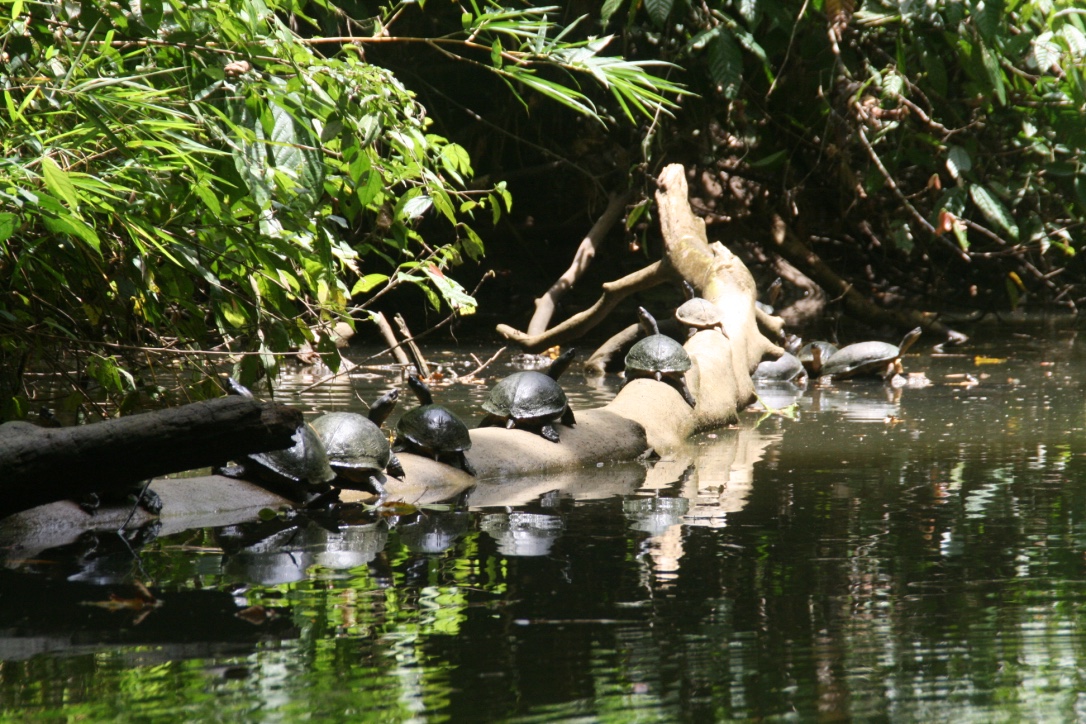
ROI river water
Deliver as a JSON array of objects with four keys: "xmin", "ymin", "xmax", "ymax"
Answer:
[{"xmin": 4, "ymin": 330, "xmax": 1086, "ymax": 721}]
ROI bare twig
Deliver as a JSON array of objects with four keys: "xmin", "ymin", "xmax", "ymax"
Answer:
[
  {"xmin": 459, "ymin": 346, "xmax": 508, "ymax": 380},
  {"xmin": 527, "ymin": 190, "xmax": 635, "ymax": 335},
  {"xmin": 394, "ymin": 314, "xmax": 430, "ymax": 378},
  {"xmin": 374, "ymin": 312, "xmax": 412, "ymax": 367}
]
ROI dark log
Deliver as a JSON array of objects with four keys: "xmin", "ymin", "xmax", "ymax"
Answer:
[{"xmin": 0, "ymin": 397, "xmax": 302, "ymax": 517}]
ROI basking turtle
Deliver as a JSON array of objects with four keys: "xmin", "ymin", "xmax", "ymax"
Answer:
[
  {"xmin": 311, "ymin": 389, "xmax": 404, "ymax": 502},
  {"xmin": 394, "ymin": 376, "xmax": 475, "ymax": 475},
  {"xmin": 675, "ymin": 281, "xmax": 727, "ymax": 339},
  {"xmin": 797, "ymin": 341, "xmax": 839, "ymax": 377},
  {"xmin": 217, "ymin": 378, "xmax": 336, "ymax": 504},
  {"xmin": 479, "ymin": 347, "xmax": 577, "ymax": 442},
  {"xmin": 820, "ymin": 327, "xmax": 923, "ymax": 381},
  {"xmin": 624, "ymin": 307, "xmax": 696, "ymax": 407},
  {"xmin": 753, "ymin": 350, "xmax": 806, "ymax": 383}
]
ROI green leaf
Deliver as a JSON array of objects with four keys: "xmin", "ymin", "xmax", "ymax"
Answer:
[
  {"xmin": 978, "ymin": 39, "xmax": 1006, "ymax": 105},
  {"xmin": 423, "ymin": 264, "xmax": 477, "ymax": 315},
  {"xmin": 40, "ymin": 157, "xmax": 81, "ymax": 212},
  {"xmin": 601, "ymin": 0, "xmax": 625, "ymax": 25},
  {"xmin": 460, "ymin": 225, "xmax": 485, "ymax": 261},
  {"xmin": 0, "ymin": 213, "xmax": 18, "ymax": 243},
  {"xmin": 42, "ymin": 212, "xmax": 102, "ymax": 257},
  {"xmin": 644, "ymin": 0, "xmax": 674, "ymax": 27},
  {"xmin": 969, "ymin": 0, "xmax": 1000, "ymax": 41},
  {"xmin": 969, "ymin": 184, "xmax": 1019, "ymax": 241},
  {"xmin": 946, "ymin": 145, "xmax": 972, "ymax": 179},
  {"xmin": 707, "ymin": 30, "xmax": 743, "ymax": 99}
]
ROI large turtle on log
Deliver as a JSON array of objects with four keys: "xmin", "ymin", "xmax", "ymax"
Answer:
[
  {"xmin": 311, "ymin": 389, "xmax": 403, "ymax": 502},
  {"xmin": 394, "ymin": 376, "xmax": 476, "ymax": 476},
  {"xmin": 217, "ymin": 378, "xmax": 336, "ymax": 505},
  {"xmin": 478, "ymin": 347, "xmax": 577, "ymax": 442},
  {"xmin": 624, "ymin": 307, "xmax": 696, "ymax": 407}
]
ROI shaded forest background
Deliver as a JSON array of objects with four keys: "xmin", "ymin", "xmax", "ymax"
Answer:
[{"xmin": 2, "ymin": 0, "xmax": 1085, "ymax": 419}]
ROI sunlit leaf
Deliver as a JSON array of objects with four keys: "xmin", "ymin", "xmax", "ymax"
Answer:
[
  {"xmin": 644, "ymin": 0, "xmax": 674, "ymax": 27},
  {"xmin": 970, "ymin": 184, "xmax": 1019, "ymax": 241},
  {"xmin": 707, "ymin": 30, "xmax": 743, "ymax": 99}
]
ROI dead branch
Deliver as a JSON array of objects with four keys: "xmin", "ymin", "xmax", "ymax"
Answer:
[
  {"xmin": 496, "ymin": 261, "xmax": 672, "ymax": 351},
  {"xmin": 527, "ymin": 190, "xmax": 635, "ymax": 335}
]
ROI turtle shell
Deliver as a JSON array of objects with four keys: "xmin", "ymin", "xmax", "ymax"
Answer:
[
  {"xmin": 482, "ymin": 371, "xmax": 568, "ymax": 425},
  {"xmin": 249, "ymin": 421, "xmax": 335, "ymax": 488},
  {"xmin": 311, "ymin": 412, "xmax": 390, "ymax": 478},
  {"xmin": 396, "ymin": 404, "xmax": 473, "ymax": 457},
  {"xmin": 753, "ymin": 351, "xmax": 805, "ymax": 382},
  {"xmin": 675, "ymin": 298, "xmax": 724, "ymax": 330},
  {"xmin": 821, "ymin": 327, "xmax": 922, "ymax": 380},
  {"xmin": 625, "ymin": 334, "xmax": 692, "ymax": 377}
]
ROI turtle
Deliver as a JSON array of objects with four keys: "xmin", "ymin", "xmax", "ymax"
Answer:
[
  {"xmin": 217, "ymin": 378, "xmax": 336, "ymax": 505},
  {"xmin": 624, "ymin": 307, "xmax": 696, "ymax": 407},
  {"xmin": 675, "ymin": 281, "xmax": 727, "ymax": 339},
  {"xmin": 820, "ymin": 327, "xmax": 923, "ymax": 381},
  {"xmin": 478, "ymin": 347, "xmax": 577, "ymax": 442},
  {"xmin": 311, "ymin": 389, "xmax": 404, "ymax": 502},
  {"xmin": 796, "ymin": 341, "xmax": 839, "ymax": 377},
  {"xmin": 752, "ymin": 350, "xmax": 806, "ymax": 383},
  {"xmin": 394, "ymin": 375, "xmax": 476, "ymax": 475}
]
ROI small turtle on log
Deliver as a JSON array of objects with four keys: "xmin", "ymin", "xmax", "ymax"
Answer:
[
  {"xmin": 394, "ymin": 376, "xmax": 476, "ymax": 475},
  {"xmin": 675, "ymin": 281, "xmax": 727, "ymax": 339},
  {"xmin": 479, "ymin": 347, "xmax": 577, "ymax": 442},
  {"xmin": 624, "ymin": 307, "xmax": 696, "ymax": 407}
]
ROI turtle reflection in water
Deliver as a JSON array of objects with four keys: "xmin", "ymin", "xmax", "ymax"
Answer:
[
  {"xmin": 624, "ymin": 307, "xmax": 697, "ymax": 407},
  {"xmin": 216, "ymin": 378, "xmax": 336, "ymax": 506},
  {"xmin": 311, "ymin": 389, "xmax": 403, "ymax": 503},
  {"xmin": 820, "ymin": 327, "xmax": 923, "ymax": 381},
  {"xmin": 394, "ymin": 375, "xmax": 476, "ymax": 476},
  {"xmin": 478, "ymin": 347, "xmax": 577, "ymax": 442}
]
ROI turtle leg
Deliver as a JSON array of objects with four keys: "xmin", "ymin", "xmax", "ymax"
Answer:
[
  {"xmin": 674, "ymin": 379, "xmax": 697, "ymax": 408},
  {"xmin": 368, "ymin": 474, "xmax": 388, "ymax": 505},
  {"xmin": 129, "ymin": 482, "xmax": 163, "ymax": 516},
  {"xmin": 477, "ymin": 414, "xmax": 501, "ymax": 429},
  {"xmin": 386, "ymin": 453, "xmax": 405, "ymax": 480},
  {"xmin": 458, "ymin": 452, "xmax": 476, "ymax": 476},
  {"xmin": 539, "ymin": 424, "xmax": 561, "ymax": 443},
  {"xmin": 560, "ymin": 406, "xmax": 576, "ymax": 427}
]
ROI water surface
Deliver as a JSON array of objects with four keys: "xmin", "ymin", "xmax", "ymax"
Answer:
[{"xmin": 4, "ymin": 332, "xmax": 1086, "ymax": 721}]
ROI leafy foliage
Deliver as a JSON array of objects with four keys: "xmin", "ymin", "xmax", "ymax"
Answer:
[
  {"xmin": 0, "ymin": 0, "xmax": 686, "ymax": 418},
  {"xmin": 602, "ymin": 0, "xmax": 1086, "ymax": 316}
]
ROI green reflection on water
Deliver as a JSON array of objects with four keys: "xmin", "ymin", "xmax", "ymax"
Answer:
[{"xmin": 7, "ymin": 338, "xmax": 1086, "ymax": 721}]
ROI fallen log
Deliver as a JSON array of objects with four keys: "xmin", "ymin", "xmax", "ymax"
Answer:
[{"xmin": 0, "ymin": 397, "xmax": 303, "ymax": 518}]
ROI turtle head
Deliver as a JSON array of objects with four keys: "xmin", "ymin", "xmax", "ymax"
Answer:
[
  {"xmin": 546, "ymin": 347, "xmax": 577, "ymax": 381},
  {"xmin": 407, "ymin": 375, "xmax": 434, "ymax": 406},
  {"xmin": 636, "ymin": 307, "xmax": 659, "ymax": 337},
  {"xmin": 368, "ymin": 388, "xmax": 400, "ymax": 427}
]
